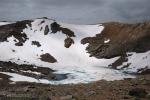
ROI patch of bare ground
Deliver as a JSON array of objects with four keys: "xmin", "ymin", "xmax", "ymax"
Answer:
[{"xmin": 0, "ymin": 74, "xmax": 149, "ymax": 100}]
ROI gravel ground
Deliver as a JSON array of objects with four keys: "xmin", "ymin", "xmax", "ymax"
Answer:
[{"xmin": 0, "ymin": 74, "xmax": 150, "ymax": 100}]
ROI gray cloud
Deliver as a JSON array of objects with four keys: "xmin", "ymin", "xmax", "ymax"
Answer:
[{"xmin": 0, "ymin": 0, "xmax": 150, "ymax": 24}]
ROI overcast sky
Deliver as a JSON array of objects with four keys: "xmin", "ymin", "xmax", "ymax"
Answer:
[{"xmin": 0, "ymin": 0, "xmax": 150, "ymax": 24}]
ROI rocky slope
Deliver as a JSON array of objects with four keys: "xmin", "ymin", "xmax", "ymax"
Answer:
[
  {"xmin": 82, "ymin": 22, "xmax": 150, "ymax": 74},
  {"xmin": 0, "ymin": 18, "xmax": 149, "ymax": 84},
  {"xmin": 0, "ymin": 74, "xmax": 150, "ymax": 100},
  {"xmin": 82, "ymin": 22, "xmax": 150, "ymax": 58}
]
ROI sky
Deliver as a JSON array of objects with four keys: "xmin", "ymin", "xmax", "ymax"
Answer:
[{"xmin": 0, "ymin": 0, "xmax": 150, "ymax": 24}]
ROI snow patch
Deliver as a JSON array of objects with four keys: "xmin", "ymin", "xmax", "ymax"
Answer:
[
  {"xmin": 117, "ymin": 50, "xmax": 150, "ymax": 73},
  {"xmin": 0, "ymin": 22, "xmax": 11, "ymax": 26},
  {"xmin": 20, "ymin": 70, "xmax": 41, "ymax": 75},
  {"xmin": 104, "ymin": 39, "xmax": 110, "ymax": 43},
  {"xmin": 0, "ymin": 18, "xmax": 135, "ymax": 84}
]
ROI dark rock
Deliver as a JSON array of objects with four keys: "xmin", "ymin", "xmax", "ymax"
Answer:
[
  {"xmin": 39, "ymin": 20, "xmax": 45, "ymax": 25},
  {"xmin": 44, "ymin": 25, "xmax": 49, "ymax": 35},
  {"xmin": 129, "ymin": 88, "xmax": 148, "ymax": 98},
  {"xmin": 0, "ymin": 61, "xmax": 59, "ymax": 82},
  {"xmin": 138, "ymin": 67, "xmax": 150, "ymax": 75},
  {"xmin": 12, "ymin": 49, "xmax": 15, "ymax": 52},
  {"xmin": 81, "ymin": 22, "xmax": 150, "ymax": 59},
  {"xmin": 32, "ymin": 41, "xmax": 41, "ymax": 47},
  {"xmin": 110, "ymin": 55, "xmax": 128, "ymax": 69},
  {"xmin": 0, "ymin": 20, "xmax": 32, "ymax": 46},
  {"xmin": 81, "ymin": 37, "xmax": 93, "ymax": 45},
  {"xmin": 40, "ymin": 27, "xmax": 43, "ymax": 31},
  {"xmin": 64, "ymin": 37, "xmax": 74, "ymax": 48},
  {"xmin": 40, "ymin": 53, "xmax": 57, "ymax": 63},
  {"xmin": 50, "ymin": 22, "xmax": 75, "ymax": 37},
  {"xmin": 61, "ymin": 27, "xmax": 75, "ymax": 37},
  {"xmin": 36, "ymin": 67, "xmax": 54, "ymax": 75},
  {"xmin": 50, "ymin": 22, "xmax": 61, "ymax": 33}
]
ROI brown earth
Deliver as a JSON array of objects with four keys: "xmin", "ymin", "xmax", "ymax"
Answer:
[
  {"xmin": 0, "ymin": 74, "xmax": 150, "ymax": 100},
  {"xmin": 81, "ymin": 22, "xmax": 150, "ymax": 59}
]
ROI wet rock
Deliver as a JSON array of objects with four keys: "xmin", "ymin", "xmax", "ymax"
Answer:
[
  {"xmin": 40, "ymin": 53, "xmax": 57, "ymax": 63},
  {"xmin": 64, "ymin": 37, "xmax": 74, "ymax": 48},
  {"xmin": 129, "ymin": 88, "xmax": 148, "ymax": 98}
]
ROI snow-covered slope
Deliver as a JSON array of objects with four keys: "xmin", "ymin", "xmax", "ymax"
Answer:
[
  {"xmin": 117, "ymin": 51, "xmax": 150, "ymax": 73},
  {"xmin": 1, "ymin": 18, "xmax": 149, "ymax": 84}
]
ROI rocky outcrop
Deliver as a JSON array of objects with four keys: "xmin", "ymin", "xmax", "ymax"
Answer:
[
  {"xmin": 31, "ymin": 41, "xmax": 41, "ymax": 47},
  {"xmin": 51, "ymin": 22, "xmax": 75, "ymax": 37},
  {"xmin": 81, "ymin": 22, "xmax": 150, "ymax": 59},
  {"xmin": 0, "ymin": 61, "xmax": 67, "ymax": 81},
  {"xmin": 40, "ymin": 53, "xmax": 57, "ymax": 63},
  {"xmin": 50, "ymin": 22, "xmax": 61, "ymax": 33},
  {"xmin": 44, "ymin": 25, "xmax": 49, "ymax": 35},
  {"xmin": 61, "ymin": 27, "xmax": 75, "ymax": 37},
  {"xmin": 64, "ymin": 37, "xmax": 74, "ymax": 48},
  {"xmin": 81, "ymin": 22, "xmax": 150, "ymax": 74},
  {"xmin": 51, "ymin": 22, "xmax": 75, "ymax": 48},
  {"xmin": 0, "ymin": 20, "xmax": 32, "ymax": 46}
]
